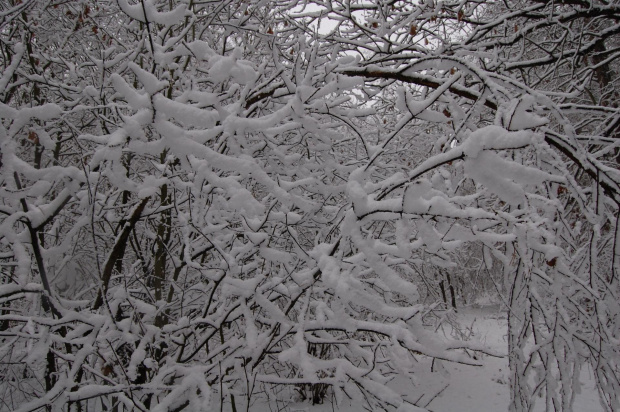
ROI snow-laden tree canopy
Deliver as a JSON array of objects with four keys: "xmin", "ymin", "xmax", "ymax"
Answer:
[{"xmin": 1, "ymin": 0, "xmax": 619, "ymax": 411}]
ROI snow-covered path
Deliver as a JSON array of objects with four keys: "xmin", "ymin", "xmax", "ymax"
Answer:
[{"xmin": 408, "ymin": 307, "xmax": 603, "ymax": 412}]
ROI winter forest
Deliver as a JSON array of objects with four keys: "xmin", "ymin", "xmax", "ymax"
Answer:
[{"xmin": 1, "ymin": 0, "xmax": 620, "ymax": 411}]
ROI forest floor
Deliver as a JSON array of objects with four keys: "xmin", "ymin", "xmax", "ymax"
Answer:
[
  {"xmin": 260, "ymin": 305, "xmax": 604, "ymax": 412},
  {"xmin": 411, "ymin": 306, "xmax": 603, "ymax": 412}
]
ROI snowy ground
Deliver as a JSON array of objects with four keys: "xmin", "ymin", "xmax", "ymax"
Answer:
[
  {"xmin": 231, "ymin": 306, "xmax": 604, "ymax": 412},
  {"xmin": 417, "ymin": 307, "xmax": 602, "ymax": 412}
]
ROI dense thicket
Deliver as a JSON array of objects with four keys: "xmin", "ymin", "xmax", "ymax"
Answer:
[{"xmin": 1, "ymin": 1, "xmax": 619, "ymax": 411}]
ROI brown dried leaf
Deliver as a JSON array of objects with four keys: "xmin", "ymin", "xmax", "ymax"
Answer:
[{"xmin": 28, "ymin": 131, "xmax": 39, "ymax": 145}]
